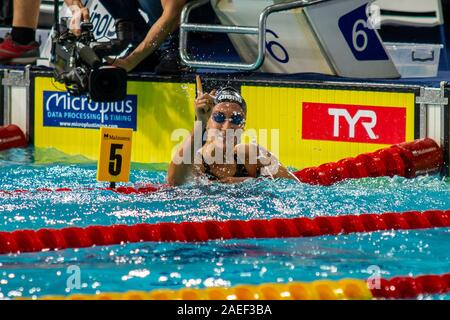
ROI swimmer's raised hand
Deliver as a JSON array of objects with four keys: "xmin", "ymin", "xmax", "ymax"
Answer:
[{"xmin": 194, "ymin": 90, "xmax": 216, "ymax": 127}]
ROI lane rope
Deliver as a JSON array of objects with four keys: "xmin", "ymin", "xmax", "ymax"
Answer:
[
  {"xmin": 0, "ymin": 184, "xmax": 162, "ymax": 195},
  {"xmin": 0, "ymin": 138, "xmax": 444, "ymax": 195},
  {"xmin": 32, "ymin": 272, "xmax": 450, "ymax": 300},
  {"xmin": 293, "ymin": 138, "xmax": 443, "ymax": 185},
  {"xmin": 0, "ymin": 124, "xmax": 27, "ymax": 151},
  {"xmin": 1, "ymin": 209, "xmax": 449, "ymax": 254}
]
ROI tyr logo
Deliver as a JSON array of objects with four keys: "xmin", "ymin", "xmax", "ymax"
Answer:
[
  {"xmin": 302, "ymin": 102, "xmax": 406, "ymax": 144},
  {"xmin": 328, "ymin": 108, "xmax": 377, "ymax": 139}
]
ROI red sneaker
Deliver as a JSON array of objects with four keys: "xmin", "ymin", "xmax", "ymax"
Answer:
[{"xmin": 0, "ymin": 35, "xmax": 39, "ymax": 64}]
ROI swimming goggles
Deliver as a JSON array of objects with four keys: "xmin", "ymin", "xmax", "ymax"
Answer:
[{"xmin": 211, "ymin": 112, "xmax": 245, "ymax": 126}]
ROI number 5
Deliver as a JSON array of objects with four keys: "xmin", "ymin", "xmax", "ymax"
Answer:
[{"xmin": 109, "ymin": 144, "xmax": 123, "ymax": 176}]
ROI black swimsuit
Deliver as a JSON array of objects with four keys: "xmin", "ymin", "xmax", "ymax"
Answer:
[
  {"xmin": 201, "ymin": 153, "xmax": 251, "ymax": 181},
  {"xmin": 200, "ymin": 129, "xmax": 260, "ymax": 180}
]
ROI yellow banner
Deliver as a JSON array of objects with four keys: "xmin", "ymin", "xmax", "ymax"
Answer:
[
  {"xmin": 34, "ymin": 77, "xmax": 196, "ymax": 165},
  {"xmin": 34, "ymin": 77, "xmax": 415, "ymax": 170},
  {"xmin": 241, "ymin": 85, "xmax": 415, "ymax": 169}
]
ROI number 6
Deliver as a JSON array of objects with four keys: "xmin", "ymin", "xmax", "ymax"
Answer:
[
  {"xmin": 266, "ymin": 29, "xmax": 289, "ymax": 64},
  {"xmin": 352, "ymin": 19, "xmax": 368, "ymax": 52}
]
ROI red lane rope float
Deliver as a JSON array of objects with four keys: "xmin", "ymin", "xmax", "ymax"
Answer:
[
  {"xmin": 112, "ymin": 184, "xmax": 161, "ymax": 194},
  {"xmin": 0, "ymin": 209, "xmax": 449, "ymax": 255},
  {"xmin": 0, "ymin": 138, "xmax": 443, "ymax": 194},
  {"xmin": 370, "ymin": 273, "xmax": 450, "ymax": 299},
  {"xmin": 0, "ymin": 137, "xmax": 444, "ymax": 194},
  {"xmin": 0, "ymin": 124, "xmax": 27, "ymax": 151},
  {"xmin": 293, "ymin": 138, "xmax": 444, "ymax": 186},
  {"xmin": 0, "ymin": 184, "xmax": 163, "ymax": 196}
]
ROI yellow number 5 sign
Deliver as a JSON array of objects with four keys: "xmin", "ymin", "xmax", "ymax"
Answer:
[{"xmin": 97, "ymin": 127, "xmax": 133, "ymax": 183}]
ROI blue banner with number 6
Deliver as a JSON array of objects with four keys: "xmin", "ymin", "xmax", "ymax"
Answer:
[{"xmin": 338, "ymin": 4, "xmax": 388, "ymax": 61}]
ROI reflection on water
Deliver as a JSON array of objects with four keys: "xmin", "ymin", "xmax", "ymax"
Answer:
[{"xmin": 0, "ymin": 147, "xmax": 449, "ymax": 299}]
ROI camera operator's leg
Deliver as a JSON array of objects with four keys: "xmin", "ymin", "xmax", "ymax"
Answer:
[
  {"xmin": 0, "ymin": 0, "xmax": 13, "ymax": 27},
  {"xmin": 135, "ymin": 0, "xmax": 186, "ymax": 74},
  {"xmin": 100, "ymin": 0, "xmax": 166, "ymax": 72},
  {"xmin": 153, "ymin": 29, "xmax": 189, "ymax": 74},
  {"xmin": 0, "ymin": 0, "xmax": 40, "ymax": 64},
  {"xmin": 12, "ymin": 0, "xmax": 41, "ymax": 43},
  {"xmin": 99, "ymin": 0, "xmax": 149, "ymax": 45}
]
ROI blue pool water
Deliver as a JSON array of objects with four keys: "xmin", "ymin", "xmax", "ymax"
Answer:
[{"xmin": 0, "ymin": 147, "xmax": 449, "ymax": 299}]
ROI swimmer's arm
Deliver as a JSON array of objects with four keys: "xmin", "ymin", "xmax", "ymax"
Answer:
[
  {"xmin": 259, "ymin": 155, "xmax": 298, "ymax": 181},
  {"xmin": 237, "ymin": 144, "xmax": 299, "ymax": 181},
  {"xmin": 167, "ymin": 121, "xmax": 203, "ymax": 186},
  {"xmin": 265, "ymin": 163, "xmax": 298, "ymax": 180},
  {"xmin": 168, "ymin": 88, "xmax": 216, "ymax": 186}
]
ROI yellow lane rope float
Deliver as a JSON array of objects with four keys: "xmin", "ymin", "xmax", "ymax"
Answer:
[{"xmin": 36, "ymin": 279, "xmax": 372, "ymax": 300}]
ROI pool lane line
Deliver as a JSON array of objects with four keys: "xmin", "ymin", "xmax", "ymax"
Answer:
[
  {"xmin": 293, "ymin": 138, "xmax": 444, "ymax": 186},
  {"xmin": 0, "ymin": 209, "xmax": 449, "ymax": 255},
  {"xmin": 27, "ymin": 273, "xmax": 450, "ymax": 300},
  {"xmin": 32, "ymin": 279, "xmax": 374, "ymax": 300},
  {"xmin": 0, "ymin": 138, "xmax": 444, "ymax": 195},
  {"xmin": 0, "ymin": 184, "xmax": 162, "ymax": 195}
]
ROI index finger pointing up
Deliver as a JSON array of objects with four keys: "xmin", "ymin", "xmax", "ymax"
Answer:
[{"xmin": 196, "ymin": 75, "xmax": 203, "ymax": 97}]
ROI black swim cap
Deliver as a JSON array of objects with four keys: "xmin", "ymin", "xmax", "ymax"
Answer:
[{"xmin": 214, "ymin": 87, "xmax": 247, "ymax": 113}]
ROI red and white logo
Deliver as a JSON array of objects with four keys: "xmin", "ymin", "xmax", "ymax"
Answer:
[{"xmin": 302, "ymin": 102, "xmax": 406, "ymax": 144}]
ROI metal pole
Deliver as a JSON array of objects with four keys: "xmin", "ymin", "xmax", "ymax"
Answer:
[
  {"xmin": 179, "ymin": 0, "xmax": 333, "ymax": 71},
  {"xmin": 2, "ymin": 71, "xmax": 11, "ymax": 125}
]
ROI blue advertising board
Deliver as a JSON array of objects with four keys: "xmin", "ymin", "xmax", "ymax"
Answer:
[{"xmin": 43, "ymin": 91, "xmax": 137, "ymax": 130}]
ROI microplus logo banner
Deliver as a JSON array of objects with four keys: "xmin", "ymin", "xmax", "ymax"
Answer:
[{"xmin": 43, "ymin": 91, "xmax": 137, "ymax": 130}]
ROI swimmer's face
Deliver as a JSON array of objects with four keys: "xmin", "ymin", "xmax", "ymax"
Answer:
[
  {"xmin": 207, "ymin": 102, "xmax": 246, "ymax": 130},
  {"xmin": 206, "ymin": 102, "xmax": 246, "ymax": 145}
]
